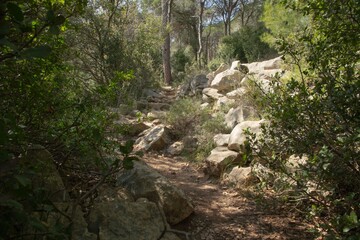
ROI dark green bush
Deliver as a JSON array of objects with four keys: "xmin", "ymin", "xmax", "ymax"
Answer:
[{"xmin": 249, "ymin": 0, "xmax": 360, "ymax": 238}]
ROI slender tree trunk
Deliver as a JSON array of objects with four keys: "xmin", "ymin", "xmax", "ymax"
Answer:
[
  {"xmin": 162, "ymin": 0, "xmax": 173, "ymax": 85},
  {"xmin": 197, "ymin": 0, "xmax": 205, "ymax": 68}
]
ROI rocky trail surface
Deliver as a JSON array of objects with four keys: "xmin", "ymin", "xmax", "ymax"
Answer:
[
  {"xmin": 115, "ymin": 57, "xmax": 317, "ymax": 239},
  {"xmin": 143, "ymin": 153, "xmax": 313, "ymax": 240}
]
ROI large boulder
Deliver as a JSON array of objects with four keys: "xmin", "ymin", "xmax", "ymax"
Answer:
[
  {"xmin": 134, "ymin": 125, "xmax": 170, "ymax": 152},
  {"xmin": 210, "ymin": 69, "xmax": 245, "ymax": 92},
  {"xmin": 46, "ymin": 203, "xmax": 96, "ymax": 240},
  {"xmin": 190, "ymin": 74, "xmax": 209, "ymax": 95},
  {"xmin": 243, "ymin": 56, "xmax": 282, "ymax": 74},
  {"xmin": 116, "ymin": 161, "xmax": 194, "ymax": 225},
  {"xmin": 204, "ymin": 147, "xmax": 241, "ymax": 177},
  {"xmin": 225, "ymin": 107, "xmax": 244, "ymax": 129},
  {"xmin": 23, "ymin": 145, "xmax": 69, "ymax": 202},
  {"xmin": 207, "ymin": 63, "xmax": 229, "ymax": 84},
  {"xmin": 89, "ymin": 199, "xmax": 180, "ymax": 240},
  {"xmin": 213, "ymin": 134, "xmax": 230, "ymax": 147},
  {"xmin": 228, "ymin": 120, "xmax": 265, "ymax": 152},
  {"xmin": 113, "ymin": 117, "xmax": 150, "ymax": 136},
  {"xmin": 224, "ymin": 106, "xmax": 258, "ymax": 129}
]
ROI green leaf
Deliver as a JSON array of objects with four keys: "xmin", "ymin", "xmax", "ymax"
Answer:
[
  {"xmin": 123, "ymin": 156, "xmax": 139, "ymax": 170},
  {"xmin": 54, "ymin": 15, "xmax": 66, "ymax": 25},
  {"xmin": 119, "ymin": 140, "xmax": 134, "ymax": 155},
  {"xmin": 7, "ymin": 2, "xmax": 24, "ymax": 22},
  {"xmin": 15, "ymin": 175, "xmax": 32, "ymax": 187},
  {"xmin": 349, "ymin": 210, "xmax": 358, "ymax": 224},
  {"xmin": 49, "ymin": 25, "xmax": 60, "ymax": 35},
  {"xmin": 21, "ymin": 45, "xmax": 52, "ymax": 59},
  {"xmin": 46, "ymin": 9, "xmax": 55, "ymax": 22},
  {"xmin": 29, "ymin": 216, "xmax": 47, "ymax": 231},
  {"xmin": 0, "ymin": 199, "xmax": 23, "ymax": 211}
]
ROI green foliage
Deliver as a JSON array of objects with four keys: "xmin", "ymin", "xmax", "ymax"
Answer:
[
  {"xmin": 250, "ymin": 0, "xmax": 360, "ymax": 238},
  {"xmin": 171, "ymin": 48, "xmax": 191, "ymax": 76},
  {"xmin": 165, "ymin": 97, "xmax": 229, "ymax": 162},
  {"xmin": 217, "ymin": 24, "xmax": 277, "ymax": 63},
  {"xmin": 65, "ymin": 1, "xmax": 163, "ymax": 104},
  {"xmin": 261, "ymin": 0, "xmax": 308, "ymax": 49},
  {"xmin": 0, "ymin": 0, "xmax": 139, "ymax": 238}
]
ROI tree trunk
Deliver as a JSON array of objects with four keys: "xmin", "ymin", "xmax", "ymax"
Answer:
[
  {"xmin": 197, "ymin": 0, "xmax": 205, "ymax": 68},
  {"xmin": 162, "ymin": 0, "xmax": 173, "ymax": 85}
]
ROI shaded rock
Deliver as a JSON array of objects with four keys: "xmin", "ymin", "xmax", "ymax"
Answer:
[
  {"xmin": 23, "ymin": 145, "xmax": 69, "ymax": 202},
  {"xmin": 89, "ymin": 199, "xmax": 181, "ymax": 240},
  {"xmin": 213, "ymin": 134, "xmax": 230, "ymax": 147},
  {"xmin": 116, "ymin": 161, "xmax": 194, "ymax": 225},
  {"xmin": 190, "ymin": 74, "xmax": 209, "ymax": 95},
  {"xmin": 96, "ymin": 185, "xmax": 134, "ymax": 203},
  {"xmin": 167, "ymin": 141, "xmax": 184, "ymax": 156},
  {"xmin": 47, "ymin": 203, "xmax": 96, "ymax": 240},
  {"xmin": 223, "ymin": 167, "xmax": 257, "ymax": 187},
  {"xmin": 204, "ymin": 147, "xmax": 241, "ymax": 177},
  {"xmin": 202, "ymin": 87, "xmax": 224, "ymax": 101},
  {"xmin": 113, "ymin": 117, "xmax": 150, "ymax": 136},
  {"xmin": 210, "ymin": 69, "xmax": 245, "ymax": 92},
  {"xmin": 228, "ymin": 120, "xmax": 265, "ymax": 152},
  {"xmin": 135, "ymin": 125, "xmax": 170, "ymax": 152}
]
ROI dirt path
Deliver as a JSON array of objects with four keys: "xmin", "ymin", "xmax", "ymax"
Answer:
[{"xmin": 143, "ymin": 152, "xmax": 313, "ymax": 240}]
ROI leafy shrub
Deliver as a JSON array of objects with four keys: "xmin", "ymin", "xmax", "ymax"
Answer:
[
  {"xmin": 249, "ymin": 0, "xmax": 360, "ymax": 238},
  {"xmin": 165, "ymin": 98, "xmax": 230, "ymax": 162},
  {"xmin": 217, "ymin": 24, "xmax": 277, "ymax": 64}
]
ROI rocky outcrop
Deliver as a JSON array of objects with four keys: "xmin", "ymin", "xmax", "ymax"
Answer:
[
  {"xmin": 243, "ymin": 56, "xmax": 282, "ymax": 74},
  {"xmin": 207, "ymin": 63, "xmax": 229, "ymax": 83},
  {"xmin": 89, "ymin": 198, "xmax": 181, "ymax": 240},
  {"xmin": 210, "ymin": 69, "xmax": 245, "ymax": 92},
  {"xmin": 213, "ymin": 134, "xmax": 230, "ymax": 147},
  {"xmin": 134, "ymin": 125, "xmax": 170, "ymax": 152},
  {"xmin": 204, "ymin": 147, "xmax": 241, "ymax": 177},
  {"xmin": 116, "ymin": 161, "xmax": 194, "ymax": 225}
]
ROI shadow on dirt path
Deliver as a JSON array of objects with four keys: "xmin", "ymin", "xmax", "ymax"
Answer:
[{"xmin": 143, "ymin": 152, "xmax": 314, "ymax": 240}]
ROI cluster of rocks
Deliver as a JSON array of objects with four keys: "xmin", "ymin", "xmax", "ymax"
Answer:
[{"xmin": 14, "ymin": 145, "xmax": 193, "ymax": 240}]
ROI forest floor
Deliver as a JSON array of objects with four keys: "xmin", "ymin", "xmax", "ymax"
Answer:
[{"xmin": 143, "ymin": 152, "xmax": 315, "ymax": 240}]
